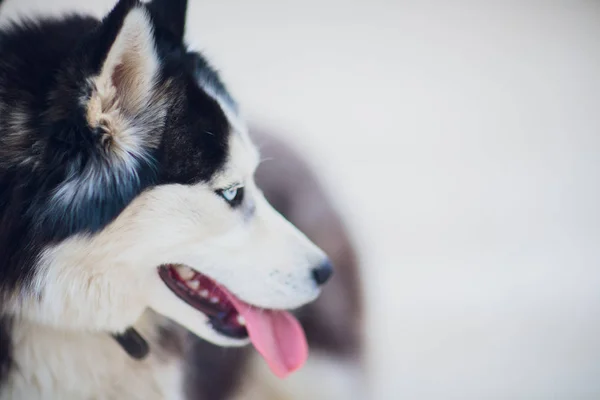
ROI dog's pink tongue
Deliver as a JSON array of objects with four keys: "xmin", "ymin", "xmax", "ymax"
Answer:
[{"xmin": 223, "ymin": 291, "xmax": 308, "ymax": 378}]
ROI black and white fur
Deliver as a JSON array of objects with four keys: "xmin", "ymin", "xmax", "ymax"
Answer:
[{"xmin": 0, "ymin": 0, "xmax": 332, "ymax": 398}]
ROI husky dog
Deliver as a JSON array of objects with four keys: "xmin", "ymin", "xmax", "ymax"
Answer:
[
  {"xmin": 109, "ymin": 129, "xmax": 366, "ymax": 400},
  {"xmin": 0, "ymin": 0, "xmax": 334, "ymax": 398}
]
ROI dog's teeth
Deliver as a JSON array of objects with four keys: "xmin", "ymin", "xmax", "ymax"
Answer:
[
  {"xmin": 176, "ymin": 265, "xmax": 194, "ymax": 280},
  {"xmin": 236, "ymin": 315, "xmax": 246, "ymax": 326},
  {"xmin": 187, "ymin": 280, "xmax": 199, "ymax": 290},
  {"xmin": 200, "ymin": 290, "xmax": 209, "ymax": 298},
  {"xmin": 210, "ymin": 297, "xmax": 219, "ymax": 304}
]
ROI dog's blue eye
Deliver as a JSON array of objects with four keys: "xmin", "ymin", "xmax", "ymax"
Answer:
[
  {"xmin": 222, "ymin": 188, "xmax": 237, "ymax": 201},
  {"xmin": 218, "ymin": 186, "xmax": 244, "ymax": 207}
]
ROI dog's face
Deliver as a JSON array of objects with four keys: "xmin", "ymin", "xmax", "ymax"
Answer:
[{"xmin": 0, "ymin": 0, "xmax": 331, "ymax": 352}]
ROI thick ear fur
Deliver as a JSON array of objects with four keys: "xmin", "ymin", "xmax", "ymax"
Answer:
[
  {"xmin": 146, "ymin": 0, "xmax": 188, "ymax": 43},
  {"xmin": 35, "ymin": 1, "xmax": 169, "ymax": 241},
  {"xmin": 87, "ymin": 4, "xmax": 161, "ymax": 141}
]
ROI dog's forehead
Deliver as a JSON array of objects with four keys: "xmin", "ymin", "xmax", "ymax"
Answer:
[
  {"xmin": 211, "ymin": 126, "xmax": 260, "ymax": 187},
  {"xmin": 194, "ymin": 74, "xmax": 259, "ymax": 186}
]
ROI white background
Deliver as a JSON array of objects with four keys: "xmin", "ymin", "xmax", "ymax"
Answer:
[{"xmin": 3, "ymin": 1, "xmax": 600, "ymax": 398}]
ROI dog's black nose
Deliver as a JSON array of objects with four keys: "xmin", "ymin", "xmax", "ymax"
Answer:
[{"xmin": 312, "ymin": 259, "xmax": 334, "ymax": 286}]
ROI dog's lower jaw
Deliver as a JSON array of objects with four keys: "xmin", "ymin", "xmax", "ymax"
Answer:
[{"xmin": 149, "ymin": 275, "xmax": 250, "ymax": 347}]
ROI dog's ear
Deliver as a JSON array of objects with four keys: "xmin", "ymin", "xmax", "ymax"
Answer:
[
  {"xmin": 146, "ymin": 0, "xmax": 188, "ymax": 43},
  {"xmin": 87, "ymin": 1, "xmax": 160, "ymax": 119}
]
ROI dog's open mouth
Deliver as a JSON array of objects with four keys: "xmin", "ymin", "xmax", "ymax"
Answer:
[
  {"xmin": 158, "ymin": 264, "xmax": 248, "ymax": 339},
  {"xmin": 158, "ymin": 264, "xmax": 308, "ymax": 378}
]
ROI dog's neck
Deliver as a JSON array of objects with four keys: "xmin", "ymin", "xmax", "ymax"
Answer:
[{"xmin": 1, "ymin": 311, "xmax": 188, "ymax": 399}]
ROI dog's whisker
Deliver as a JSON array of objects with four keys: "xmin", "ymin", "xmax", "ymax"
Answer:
[{"xmin": 258, "ymin": 156, "xmax": 274, "ymax": 166}]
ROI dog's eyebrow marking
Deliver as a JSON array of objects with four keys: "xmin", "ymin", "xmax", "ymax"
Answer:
[{"xmin": 222, "ymin": 182, "xmax": 242, "ymax": 190}]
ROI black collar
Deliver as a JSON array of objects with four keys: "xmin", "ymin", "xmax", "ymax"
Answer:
[{"xmin": 112, "ymin": 327, "xmax": 149, "ymax": 360}]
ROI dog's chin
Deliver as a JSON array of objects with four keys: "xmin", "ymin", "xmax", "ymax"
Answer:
[{"xmin": 185, "ymin": 319, "xmax": 251, "ymax": 347}]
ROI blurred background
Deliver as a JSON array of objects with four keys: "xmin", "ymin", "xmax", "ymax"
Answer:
[{"xmin": 3, "ymin": 1, "xmax": 600, "ymax": 398}]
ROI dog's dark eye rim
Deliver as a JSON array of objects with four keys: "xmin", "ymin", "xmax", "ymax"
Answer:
[{"xmin": 216, "ymin": 186, "xmax": 245, "ymax": 207}]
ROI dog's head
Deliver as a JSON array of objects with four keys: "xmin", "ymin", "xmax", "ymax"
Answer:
[{"xmin": 0, "ymin": 0, "xmax": 331, "ymax": 375}]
